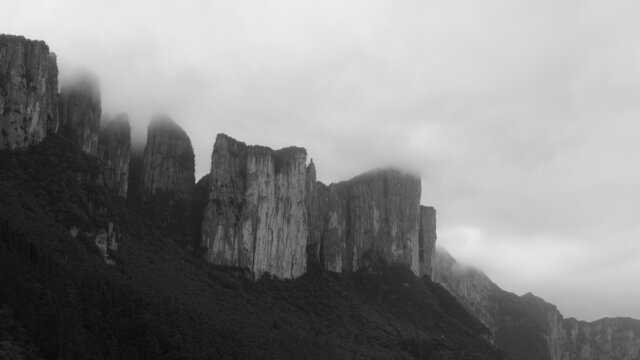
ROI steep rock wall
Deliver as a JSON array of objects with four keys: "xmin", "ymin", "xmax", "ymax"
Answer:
[
  {"xmin": 308, "ymin": 169, "xmax": 422, "ymax": 275},
  {"xmin": 418, "ymin": 206, "xmax": 437, "ymax": 277},
  {"xmin": 0, "ymin": 35, "xmax": 58, "ymax": 150},
  {"xmin": 564, "ymin": 318, "xmax": 640, "ymax": 360},
  {"xmin": 58, "ymin": 70, "xmax": 101, "ymax": 155},
  {"xmin": 201, "ymin": 134, "xmax": 308, "ymax": 279},
  {"xmin": 140, "ymin": 115, "xmax": 195, "ymax": 242},
  {"xmin": 140, "ymin": 115, "xmax": 194, "ymax": 200},
  {"xmin": 98, "ymin": 113, "xmax": 131, "ymax": 198},
  {"xmin": 434, "ymin": 246, "xmax": 640, "ymax": 360},
  {"xmin": 433, "ymin": 247, "xmax": 498, "ymax": 333}
]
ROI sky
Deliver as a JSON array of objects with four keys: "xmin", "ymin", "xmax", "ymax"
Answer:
[{"xmin": 3, "ymin": 0, "xmax": 640, "ymax": 321}]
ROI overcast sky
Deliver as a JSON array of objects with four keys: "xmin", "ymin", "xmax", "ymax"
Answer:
[{"xmin": 4, "ymin": 0, "xmax": 640, "ymax": 321}]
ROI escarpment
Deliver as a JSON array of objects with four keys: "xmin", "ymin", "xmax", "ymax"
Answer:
[
  {"xmin": 307, "ymin": 169, "xmax": 422, "ymax": 275},
  {"xmin": 0, "ymin": 35, "xmax": 58, "ymax": 150},
  {"xmin": 434, "ymin": 247, "xmax": 640, "ymax": 360},
  {"xmin": 98, "ymin": 113, "xmax": 131, "ymax": 197},
  {"xmin": 563, "ymin": 317, "xmax": 640, "ymax": 360},
  {"xmin": 58, "ymin": 70, "xmax": 101, "ymax": 155},
  {"xmin": 140, "ymin": 115, "xmax": 195, "ymax": 200},
  {"xmin": 200, "ymin": 133, "xmax": 436, "ymax": 279},
  {"xmin": 139, "ymin": 115, "xmax": 195, "ymax": 242},
  {"xmin": 200, "ymin": 134, "xmax": 309, "ymax": 279}
]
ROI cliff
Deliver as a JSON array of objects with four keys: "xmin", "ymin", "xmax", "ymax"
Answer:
[
  {"xmin": 98, "ymin": 113, "xmax": 131, "ymax": 198},
  {"xmin": 140, "ymin": 115, "xmax": 195, "ymax": 200},
  {"xmin": 140, "ymin": 115, "xmax": 195, "ymax": 242},
  {"xmin": 434, "ymin": 247, "xmax": 640, "ymax": 360},
  {"xmin": 308, "ymin": 169, "xmax": 422, "ymax": 275},
  {"xmin": 433, "ymin": 247, "xmax": 498, "ymax": 334},
  {"xmin": 201, "ymin": 134, "xmax": 308, "ymax": 279},
  {"xmin": 418, "ymin": 206, "xmax": 437, "ymax": 277},
  {"xmin": 0, "ymin": 34, "xmax": 58, "ymax": 150},
  {"xmin": 563, "ymin": 317, "xmax": 640, "ymax": 360},
  {"xmin": 58, "ymin": 70, "xmax": 101, "ymax": 155}
]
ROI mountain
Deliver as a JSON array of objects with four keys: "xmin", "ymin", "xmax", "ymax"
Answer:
[
  {"xmin": 0, "ymin": 134, "xmax": 505, "ymax": 359},
  {"xmin": 433, "ymin": 246, "xmax": 640, "ymax": 360},
  {"xmin": 0, "ymin": 34, "xmax": 506, "ymax": 359}
]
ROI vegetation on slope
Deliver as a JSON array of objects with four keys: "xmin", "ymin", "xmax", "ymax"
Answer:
[{"xmin": 0, "ymin": 135, "xmax": 507, "ymax": 359}]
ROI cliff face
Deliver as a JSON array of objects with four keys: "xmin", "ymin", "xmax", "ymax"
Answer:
[
  {"xmin": 58, "ymin": 71, "xmax": 101, "ymax": 155},
  {"xmin": 0, "ymin": 35, "xmax": 58, "ymax": 150},
  {"xmin": 418, "ymin": 206, "xmax": 437, "ymax": 277},
  {"xmin": 564, "ymin": 318, "xmax": 640, "ymax": 360},
  {"xmin": 308, "ymin": 169, "xmax": 422, "ymax": 275},
  {"xmin": 433, "ymin": 247, "xmax": 498, "ymax": 333},
  {"xmin": 201, "ymin": 134, "xmax": 308, "ymax": 279},
  {"xmin": 140, "ymin": 115, "xmax": 195, "ymax": 200},
  {"xmin": 201, "ymin": 134, "xmax": 432, "ymax": 279},
  {"xmin": 98, "ymin": 114, "xmax": 131, "ymax": 198},
  {"xmin": 434, "ymin": 247, "xmax": 640, "ymax": 360}
]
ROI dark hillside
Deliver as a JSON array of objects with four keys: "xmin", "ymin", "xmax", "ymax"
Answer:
[{"xmin": 0, "ymin": 136, "xmax": 507, "ymax": 359}]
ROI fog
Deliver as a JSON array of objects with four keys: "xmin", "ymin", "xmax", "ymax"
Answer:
[{"xmin": 4, "ymin": 0, "xmax": 640, "ymax": 321}]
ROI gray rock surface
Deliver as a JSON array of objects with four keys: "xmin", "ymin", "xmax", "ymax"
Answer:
[
  {"xmin": 418, "ymin": 206, "xmax": 437, "ymax": 277},
  {"xmin": 201, "ymin": 134, "xmax": 308, "ymax": 279},
  {"xmin": 308, "ymin": 169, "xmax": 422, "ymax": 275},
  {"xmin": 98, "ymin": 113, "xmax": 131, "ymax": 197},
  {"xmin": 140, "ymin": 115, "xmax": 194, "ymax": 200},
  {"xmin": 0, "ymin": 34, "xmax": 58, "ymax": 150},
  {"xmin": 94, "ymin": 222, "xmax": 119, "ymax": 265},
  {"xmin": 563, "ymin": 317, "xmax": 640, "ymax": 360},
  {"xmin": 434, "ymin": 246, "xmax": 640, "ymax": 360},
  {"xmin": 58, "ymin": 70, "xmax": 101, "ymax": 155}
]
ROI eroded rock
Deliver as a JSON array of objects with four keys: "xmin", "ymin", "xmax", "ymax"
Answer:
[
  {"xmin": 98, "ymin": 113, "xmax": 131, "ymax": 197},
  {"xmin": 201, "ymin": 134, "xmax": 308, "ymax": 279},
  {"xmin": 309, "ymin": 169, "xmax": 422, "ymax": 275},
  {"xmin": 0, "ymin": 34, "xmax": 58, "ymax": 150},
  {"xmin": 93, "ymin": 222, "xmax": 119, "ymax": 265},
  {"xmin": 140, "ymin": 115, "xmax": 194, "ymax": 200},
  {"xmin": 58, "ymin": 70, "xmax": 101, "ymax": 155},
  {"xmin": 418, "ymin": 206, "xmax": 437, "ymax": 277}
]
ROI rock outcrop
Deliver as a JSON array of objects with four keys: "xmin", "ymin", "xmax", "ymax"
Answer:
[
  {"xmin": 94, "ymin": 221, "xmax": 119, "ymax": 265},
  {"xmin": 564, "ymin": 317, "xmax": 640, "ymax": 360},
  {"xmin": 0, "ymin": 35, "xmax": 58, "ymax": 150},
  {"xmin": 201, "ymin": 134, "xmax": 308, "ymax": 279},
  {"xmin": 433, "ymin": 247, "xmax": 498, "ymax": 334},
  {"xmin": 434, "ymin": 246, "xmax": 640, "ymax": 360},
  {"xmin": 98, "ymin": 114, "xmax": 131, "ymax": 197},
  {"xmin": 201, "ymin": 134, "xmax": 433, "ymax": 279},
  {"xmin": 307, "ymin": 169, "xmax": 422, "ymax": 275},
  {"xmin": 58, "ymin": 70, "xmax": 101, "ymax": 155},
  {"xmin": 140, "ymin": 115, "xmax": 194, "ymax": 200}
]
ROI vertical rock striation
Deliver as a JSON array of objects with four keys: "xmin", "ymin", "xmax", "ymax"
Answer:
[
  {"xmin": 201, "ymin": 134, "xmax": 433, "ymax": 279},
  {"xmin": 307, "ymin": 169, "xmax": 422, "ymax": 275},
  {"xmin": 98, "ymin": 113, "xmax": 131, "ymax": 198},
  {"xmin": 418, "ymin": 206, "xmax": 437, "ymax": 277},
  {"xmin": 0, "ymin": 34, "xmax": 58, "ymax": 150},
  {"xmin": 563, "ymin": 317, "xmax": 640, "ymax": 360},
  {"xmin": 140, "ymin": 115, "xmax": 195, "ymax": 200},
  {"xmin": 201, "ymin": 134, "xmax": 308, "ymax": 279},
  {"xmin": 139, "ymin": 115, "xmax": 195, "ymax": 242},
  {"xmin": 58, "ymin": 70, "xmax": 101, "ymax": 155}
]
